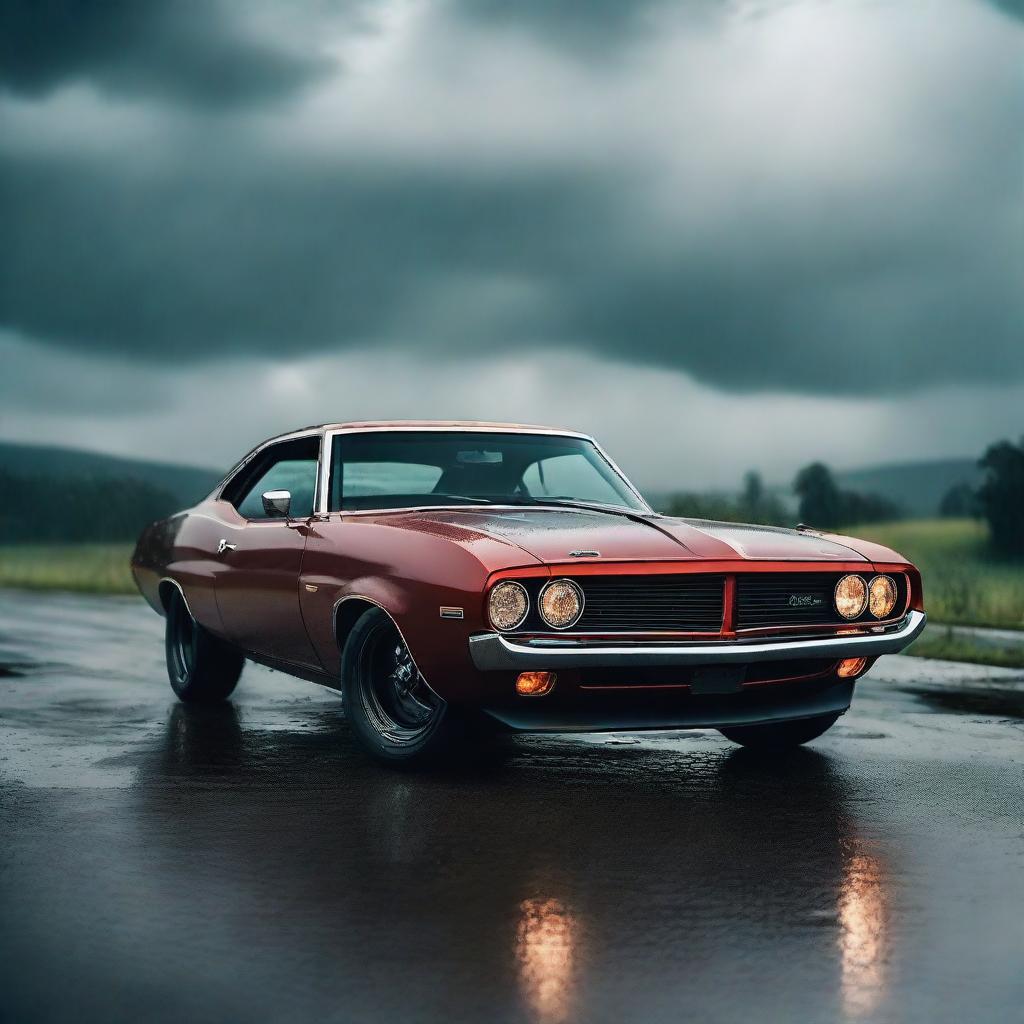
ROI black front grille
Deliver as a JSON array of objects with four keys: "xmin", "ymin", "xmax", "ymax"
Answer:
[
  {"xmin": 736, "ymin": 572, "xmax": 907, "ymax": 630},
  {"xmin": 578, "ymin": 575, "xmax": 726, "ymax": 632},
  {"xmin": 506, "ymin": 570, "xmax": 905, "ymax": 635},
  {"xmin": 513, "ymin": 574, "xmax": 725, "ymax": 633}
]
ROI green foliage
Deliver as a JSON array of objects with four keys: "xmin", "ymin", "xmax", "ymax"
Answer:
[
  {"xmin": 0, "ymin": 469, "xmax": 179, "ymax": 543},
  {"xmin": 939, "ymin": 482, "xmax": 979, "ymax": 518},
  {"xmin": 905, "ymin": 629, "xmax": 1024, "ymax": 670},
  {"xmin": 851, "ymin": 518, "xmax": 1024, "ymax": 630},
  {"xmin": 794, "ymin": 462, "xmax": 900, "ymax": 528},
  {"xmin": 793, "ymin": 462, "xmax": 844, "ymax": 527},
  {"xmin": 738, "ymin": 471, "xmax": 788, "ymax": 525},
  {"xmin": 977, "ymin": 437, "xmax": 1024, "ymax": 558},
  {"xmin": 662, "ymin": 492, "xmax": 747, "ymax": 522},
  {"xmin": 662, "ymin": 471, "xmax": 788, "ymax": 525},
  {"xmin": 0, "ymin": 544, "xmax": 136, "ymax": 594}
]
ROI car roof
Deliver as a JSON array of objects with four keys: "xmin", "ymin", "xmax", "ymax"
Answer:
[{"xmin": 261, "ymin": 420, "xmax": 592, "ymax": 445}]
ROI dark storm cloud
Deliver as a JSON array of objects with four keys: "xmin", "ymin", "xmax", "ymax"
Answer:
[
  {"xmin": 989, "ymin": 1, "xmax": 1024, "ymax": 21},
  {"xmin": 0, "ymin": 154, "xmax": 586, "ymax": 353},
  {"xmin": 452, "ymin": 0, "xmax": 677, "ymax": 57},
  {"xmin": 0, "ymin": 0, "xmax": 331, "ymax": 106},
  {"xmin": 1, "ymin": 0, "xmax": 1022, "ymax": 399}
]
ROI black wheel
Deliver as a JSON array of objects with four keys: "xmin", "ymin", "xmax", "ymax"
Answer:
[
  {"xmin": 719, "ymin": 712, "xmax": 840, "ymax": 752},
  {"xmin": 165, "ymin": 590, "xmax": 244, "ymax": 704},
  {"xmin": 341, "ymin": 607, "xmax": 480, "ymax": 766}
]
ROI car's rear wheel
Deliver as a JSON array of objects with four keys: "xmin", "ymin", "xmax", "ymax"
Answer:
[
  {"xmin": 165, "ymin": 590, "xmax": 244, "ymax": 703},
  {"xmin": 341, "ymin": 607, "xmax": 481, "ymax": 766},
  {"xmin": 718, "ymin": 712, "xmax": 840, "ymax": 751}
]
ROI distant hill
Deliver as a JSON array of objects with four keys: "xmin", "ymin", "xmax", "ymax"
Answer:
[
  {"xmin": 0, "ymin": 442, "xmax": 223, "ymax": 508},
  {"xmin": 649, "ymin": 456, "xmax": 984, "ymax": 520},
  {"xmin": 835, "ymin": 458, "xmax": 983, "ymax": 518},
  {"xmin": 0, "ymin": 442, "xmax": 223, "ymax": 543}
]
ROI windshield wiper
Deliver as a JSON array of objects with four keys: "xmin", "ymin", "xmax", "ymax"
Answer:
[
  {"xmin": 498, "ymin": 496, "xmax": 658, "ymax": 521},
  {"xmin": 430, "ymin": 494, "xmax": 494, "ymax": 504}
]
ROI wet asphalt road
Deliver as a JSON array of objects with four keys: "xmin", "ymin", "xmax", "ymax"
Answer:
[{"xmin": 1, "ymin": 591, "xmax": 1022, "ymax": 1024}]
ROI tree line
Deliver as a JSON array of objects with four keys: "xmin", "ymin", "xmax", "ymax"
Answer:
[
  {"xmin": 0, "ymin": 469, "xmax": 180, "ymax": 543},
  {"xmin": 664, "ymin": 465, "xmax": 898, "ymax": 529},
  {"xmin": 3, "ymin": 434, "xmax": 1020, "ymax": 559},
  {"xmin": 665, "ymin": 434, "xmax": 1024, "ymax": 561},
  {"xmin": 941, "ymin": 436, "xmax": 1024, "ymax": 558}
]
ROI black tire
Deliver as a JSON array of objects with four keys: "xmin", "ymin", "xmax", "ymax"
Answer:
[
  {"xmin": 165, "ymin": 590, "xmax": 244, "ymax": 704},
  {"xmin": 341, "ymin": 607, "xmax": 480, "ymax": 766},
  {"xmin": 719, "ymin": 712, "xmax": 840, "ymax": 752}
]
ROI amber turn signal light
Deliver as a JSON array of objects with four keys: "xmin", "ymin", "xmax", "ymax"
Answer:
[
  {"xmin": 516, "ymin": 671, "xmax": 556, "ymax": 697},
  {"xmin": 837, "ymin": 657, "xmax": 868, "ymax": 679}
]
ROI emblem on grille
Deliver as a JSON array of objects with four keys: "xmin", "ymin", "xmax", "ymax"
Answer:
[{"xmin": 788, "ymin": 593, "xmax": 824, "ymax": 607}]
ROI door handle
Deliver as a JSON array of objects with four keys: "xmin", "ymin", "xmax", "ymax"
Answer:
[{"xmin": 217, "ymin": 539, "xmax": 237, "ymax": 555}]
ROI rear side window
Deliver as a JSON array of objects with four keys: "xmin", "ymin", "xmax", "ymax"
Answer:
[{"xmin": 222, "ymin": 436, "xmax": 320, "ymax": 519}]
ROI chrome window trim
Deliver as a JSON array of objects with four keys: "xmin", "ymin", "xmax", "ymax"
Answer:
[
  {"xmin": 319, "ymin": 426, "xmax": 652, "ymax": 517},
  {"xmin": 589, "ymin": 438, "xmax": 651, "ymax": 512},
  {"xmin": 216, "ymin": 429, "xmax": 324, "ymax": 518}
]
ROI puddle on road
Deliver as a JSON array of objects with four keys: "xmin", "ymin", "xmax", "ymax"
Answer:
[{"xmin": 904, "ymin": 687, "xmax": 1024, "ymax": 720}]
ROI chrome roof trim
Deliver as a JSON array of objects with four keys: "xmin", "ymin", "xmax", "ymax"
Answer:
[{"xmin": 321, "ymin": 420, "xmax": 592, "ymax": 436}]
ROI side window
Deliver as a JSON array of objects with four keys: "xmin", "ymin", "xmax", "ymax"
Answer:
[
  {"xmin": 225, "ymin": 437, "xmax": 320, "ymax": 520},
  {"xmin": 522, "ymin": 453, "xmax": 624, "ymax": 505}
]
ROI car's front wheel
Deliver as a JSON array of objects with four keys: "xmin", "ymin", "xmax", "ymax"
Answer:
[
  {"xmin": 341, "ymin": 607, "xmax": 482, "ymax": 766},
  {"xmin": 165, "ymin": 590, "xmax": 244, "ymax": 703},
  {"xmin": 718, "ymin": 712, "xmax": 840, "ymax": 752}
]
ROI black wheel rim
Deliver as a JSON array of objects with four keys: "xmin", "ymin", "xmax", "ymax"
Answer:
[
  {"xmin": 357, "ymin": 620, "xmax": 439, "ymax": 745},
  {"xmin": 170, "ymin": 602, "xmax": 196, "ymax": 682}
]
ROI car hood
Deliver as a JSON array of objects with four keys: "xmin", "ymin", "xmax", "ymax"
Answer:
[{"xmin": 388, "ymin": 508, "xmax": 871, "ymax": 565}]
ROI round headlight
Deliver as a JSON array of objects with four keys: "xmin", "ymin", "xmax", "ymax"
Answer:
[
  {"xmin": 834, "ymin": 574, "xmax": 867, "ymax": 620},
  {"xmin": 538, "ymin": 579, "xmax": 584, "ymax": 630},
  {"xmin": 868, "ymin": 575, "xmax": 897, "ymax": 618},
  {"xmin": 488, "ymin": 581, "xmax": 529, "ymax": 631}
]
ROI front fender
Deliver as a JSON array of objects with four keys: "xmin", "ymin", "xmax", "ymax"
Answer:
[{"xmin": 298, "ymin": 519, "xmax": 528, "ymax": 701}]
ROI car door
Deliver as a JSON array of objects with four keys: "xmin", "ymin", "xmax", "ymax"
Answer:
[{"xmin": 212, "ymin": 434, "xmax": 324, "ymax": 670}]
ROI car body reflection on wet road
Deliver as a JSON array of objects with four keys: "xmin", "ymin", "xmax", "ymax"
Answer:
[{"xmin": 1, "ymin": 590, "xmax": 1022, "ymax": 1023}]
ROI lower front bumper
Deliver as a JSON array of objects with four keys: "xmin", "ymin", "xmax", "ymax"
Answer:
[
  {"xmin": 469, "ymin": 610, "xmax": 926, "ymax": 671},
  {"xmin": 482, "ymin": 676, "xmax": 856, "ymax": 732}
]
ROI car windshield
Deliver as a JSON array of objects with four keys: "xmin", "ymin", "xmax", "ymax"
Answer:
[{"xmin": 329, "ymin": 431, "xmax": 648, "ymax": 513}]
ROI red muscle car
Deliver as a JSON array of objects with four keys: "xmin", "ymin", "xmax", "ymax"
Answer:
[{"xmin": 132, "ymin": 422, "xmax": 926, "ymax": 764}]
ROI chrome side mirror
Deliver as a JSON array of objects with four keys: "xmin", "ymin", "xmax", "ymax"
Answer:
[{"xmin": 262, "ymin": 489, "xmax": 292, "ymax": 518}]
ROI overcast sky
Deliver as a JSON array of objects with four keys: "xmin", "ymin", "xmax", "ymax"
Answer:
[{"xmin": 1, "ymin": 0, "xmax": 1021, "ymax": 488}]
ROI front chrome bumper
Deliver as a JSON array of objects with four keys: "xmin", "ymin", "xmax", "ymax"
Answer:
[{"xmin": 468, "ymin": 609, "xmax": 927, "ymax": 671}]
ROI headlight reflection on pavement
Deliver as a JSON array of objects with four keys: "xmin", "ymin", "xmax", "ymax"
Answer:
[
  {"xmin": 515, "ymin": 896, "xmax": 579, "ymax": 1024},
  {"xmin": 838, "ymin": 847, "xmax": 889, "ymax": 1018}
]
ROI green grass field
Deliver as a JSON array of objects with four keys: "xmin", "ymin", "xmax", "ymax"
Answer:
[
  {"xmin": 847, "ymin": 518, "xmax": 1024, "ymax": 631},
  {"xmin": 0, "ymin": 543, "xmax": 136, "ymax": 594},
  {"xmin": 904, "ymin": 628, "xmax": 1024, "ymax": 670}
]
